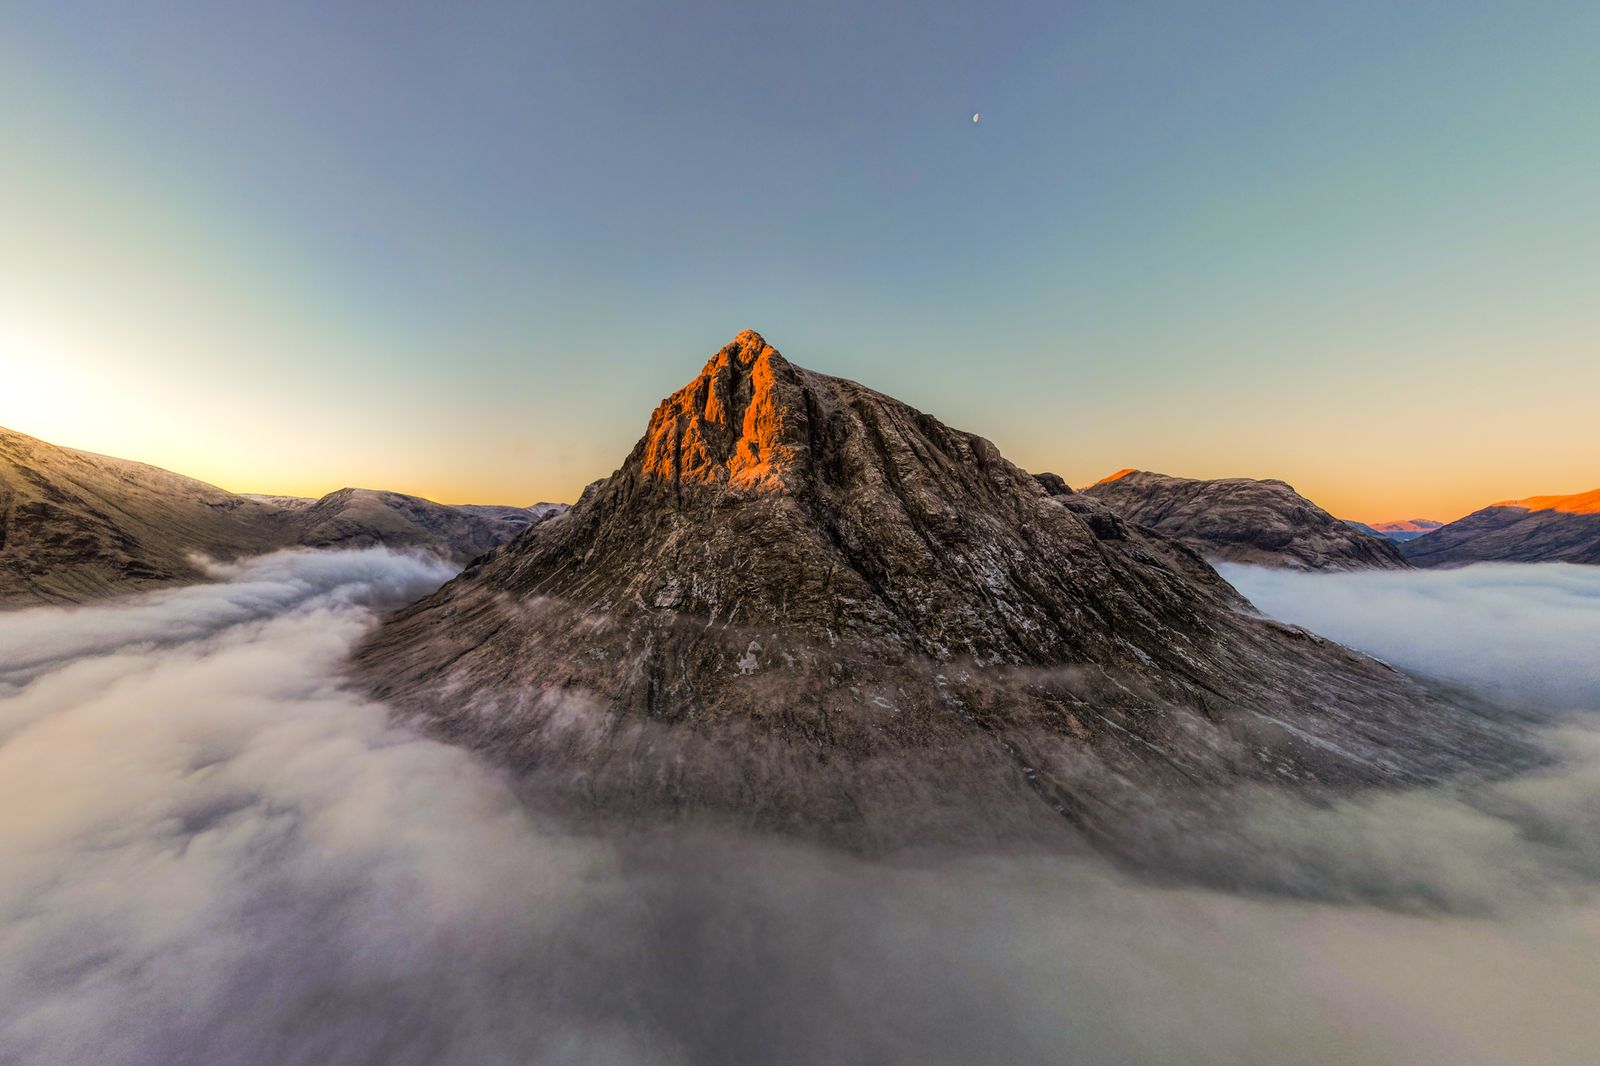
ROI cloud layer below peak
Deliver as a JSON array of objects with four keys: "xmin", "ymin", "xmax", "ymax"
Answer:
[{"xmin": 1, "ymin": 553, "xmax": 1599, "ymax": 1065}]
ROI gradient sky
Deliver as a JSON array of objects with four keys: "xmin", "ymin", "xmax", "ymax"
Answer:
[{"xmin": 2, "ymin": 1, "xmax": 1596, "ymax": 522}]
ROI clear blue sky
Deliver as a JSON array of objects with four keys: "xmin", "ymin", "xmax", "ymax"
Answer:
[{"xmin": 3, "ymin": 1, "xmax": 1596, "ymax": 520}]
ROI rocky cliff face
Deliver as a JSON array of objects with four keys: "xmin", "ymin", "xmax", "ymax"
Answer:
[
  {"xmin": 0, "ymin": 426, "xmax": 562, "ymax": 607},
  {"xmin": 1083, "ymin": 469, "xmax": 1410, "ymax": 570},
  {"xmin": 1404, "ymin": 488, "xmax": 1600, "ymax": 567},
  {"xmin": 354, "ymin": 332, "xmax": 1520, "ymax": 850}
]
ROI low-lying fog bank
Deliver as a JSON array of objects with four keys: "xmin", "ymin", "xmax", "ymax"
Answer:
[
  {"xmin": 1220, "ymin": 561, "xmax": 1600, "ymax": 711},
  {"xmin": 2, "ymin": 552, "xmax": 1597, "ymax": 1065}
]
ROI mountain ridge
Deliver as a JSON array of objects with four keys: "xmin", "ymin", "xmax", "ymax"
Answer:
[
  {"xmin": 1490, "ymin": 488, "xmax": 1600, "ymax": 515},
  {"xmin": 1082, "ymin": 469, "xmax": 1410, "ymax": 570},
  {"xmin": 0, "ymin": 425, "xmax": 564, "ymax": 606},
  {"xmin": 1405, "ymin": 486, "xmax": 1600, "ymax": 567},
  {"xmin": 1344, "ymin": 518, "xmax": 1443, "ymax": 543}
]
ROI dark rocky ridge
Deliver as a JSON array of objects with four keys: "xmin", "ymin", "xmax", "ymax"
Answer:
[
  {"xmin": 1083, "ymin": 469, "xmax": 1410, "ymax": 570},
  {"xmin": 0, "ymin": 425, "xmax": 563, "ymax": 607},
  {"xmin": 355, "ymin": 331, "xmax": 1523, "ymax": 850},
  {"xmin": 1404, "ymin": 489, "xmax": 1600, "ymax": 567}
]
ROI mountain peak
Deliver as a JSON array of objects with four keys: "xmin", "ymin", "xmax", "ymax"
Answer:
[
  {"xmin": 355, "ymin": 334, "xmax": 1519, "ymax": 846},
  {"xmin": 640, "ymin": 331, "xmax": 807, "ymax": 494},
  {"xmin": 730, "ymin": 327, "xmax": 772, "ymax": 351}
]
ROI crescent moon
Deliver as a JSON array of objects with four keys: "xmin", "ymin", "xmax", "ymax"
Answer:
[{"xmin": 972, "ymin": 113, "xmax": 980, "ymax": 124}]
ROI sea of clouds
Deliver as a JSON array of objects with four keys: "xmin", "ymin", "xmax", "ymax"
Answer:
[
  {"xmin": 1, "ymin": 550, "xmax": 1598, "ymax": 1065},
  {"xmin": 1220, "ymin": 561, "xmax": 1600, "ymax": 711}
]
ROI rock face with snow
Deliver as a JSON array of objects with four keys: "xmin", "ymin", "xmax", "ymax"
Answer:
[
  {"xmin": 1403, "ymin": 489, "xmax": 1600, "ymax": 567},
  {"xmin": 1082, "ymin": 469, "xmax": 1410, "ymax": 571},
  {"xmin": 0, "ymin": 425, "xmax": 563, "ymax": 607},
  {"xmin": 355, "ymin": 331, "xmax": 1519, "ymax": 849}
]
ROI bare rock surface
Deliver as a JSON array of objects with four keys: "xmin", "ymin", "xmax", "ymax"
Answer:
[
  {"xmin": 355, "ymin": 332, "xmax": 1524, "ymax": 850},
  {"xmin": 1404, "ymin": 488, "xmax": 1600, "ymax": 566},
  {"xmin": 0, "ymin": 426, "xmax": 562, "ymax": 606},
  {"xmin": 1083, "ymin": 469, "xmax": 1410, "ymax": 571}
]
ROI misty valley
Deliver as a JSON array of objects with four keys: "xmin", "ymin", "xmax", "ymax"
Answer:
[
  {"xmin": 8, "ymin": 0, "xmax": 1599, "ymax": 1058},
  {"xmin": 2, "ymin": 548, "xmax": 1598, "ymax": 1065},
  {"xmin": 3, "ymin": 334, "xmax": 1599, "ymax": 1065}
]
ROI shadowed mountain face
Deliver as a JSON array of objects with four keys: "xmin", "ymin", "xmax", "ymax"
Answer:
[
  {"xmin": 355, "ymin": 332, "xmax": 1523, "ymax": 851},
  {"xmin": 1083, "ymin": 469, "xmax": 1410, "ymax": 571},
  {"xmin": 0, "ymin": 426, "xmax": 563, "ymax": 607},
  {"xmin": 1404, "ymin": 488, "xmax": 1600, "ymax": 567}
]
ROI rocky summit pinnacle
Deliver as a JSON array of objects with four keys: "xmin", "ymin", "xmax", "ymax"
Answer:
[
  {"xmin": 638, "ymin": 329, "xmax": 809, "ymax": 494},
  {"xmin": 355, "ymin": 332, "xmax": 1526, "ymax": 851}
]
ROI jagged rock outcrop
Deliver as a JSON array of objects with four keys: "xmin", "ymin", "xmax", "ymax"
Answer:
[
  {"xmin": 0, "ymin": 425, "xmax": 562, "ymax": 607},
  {"xmin": 1404, "ymin": 488, "xmax": 1600, "ymax": 567},
  {"xmin": 1083, "ymin": 469, "xmax": 1410, "ymax": 570},
  {"xmin": 355, "ymin": 331, "xmax": 1522, "ymax": 850}
]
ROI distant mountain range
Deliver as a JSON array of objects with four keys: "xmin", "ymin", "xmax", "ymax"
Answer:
[
  {"xmin": 6, "ymin": 331, "xmax": 1567, "ymax": 849},
  {"xmin": 1402, "ymin": 488, "xmax": 1600, "ymax": 567},
  {"xmin": 1082, "ymin": 469, "xmax": 1410, "ymax": 570},
  {"xmin": 1345, "ymin": 518, "xmax": 1445, "ymax": 542},
  {"xmin": 1086, "ymin": 467, "xmax": 1600, "ymax": 569},
  {"xmin": 7, "ymin": 405, "xmax": 1592, "ymax": 617},
  {"xmin": 0, "ymin": 425, "xmax": 564, "ymax": 607}
]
